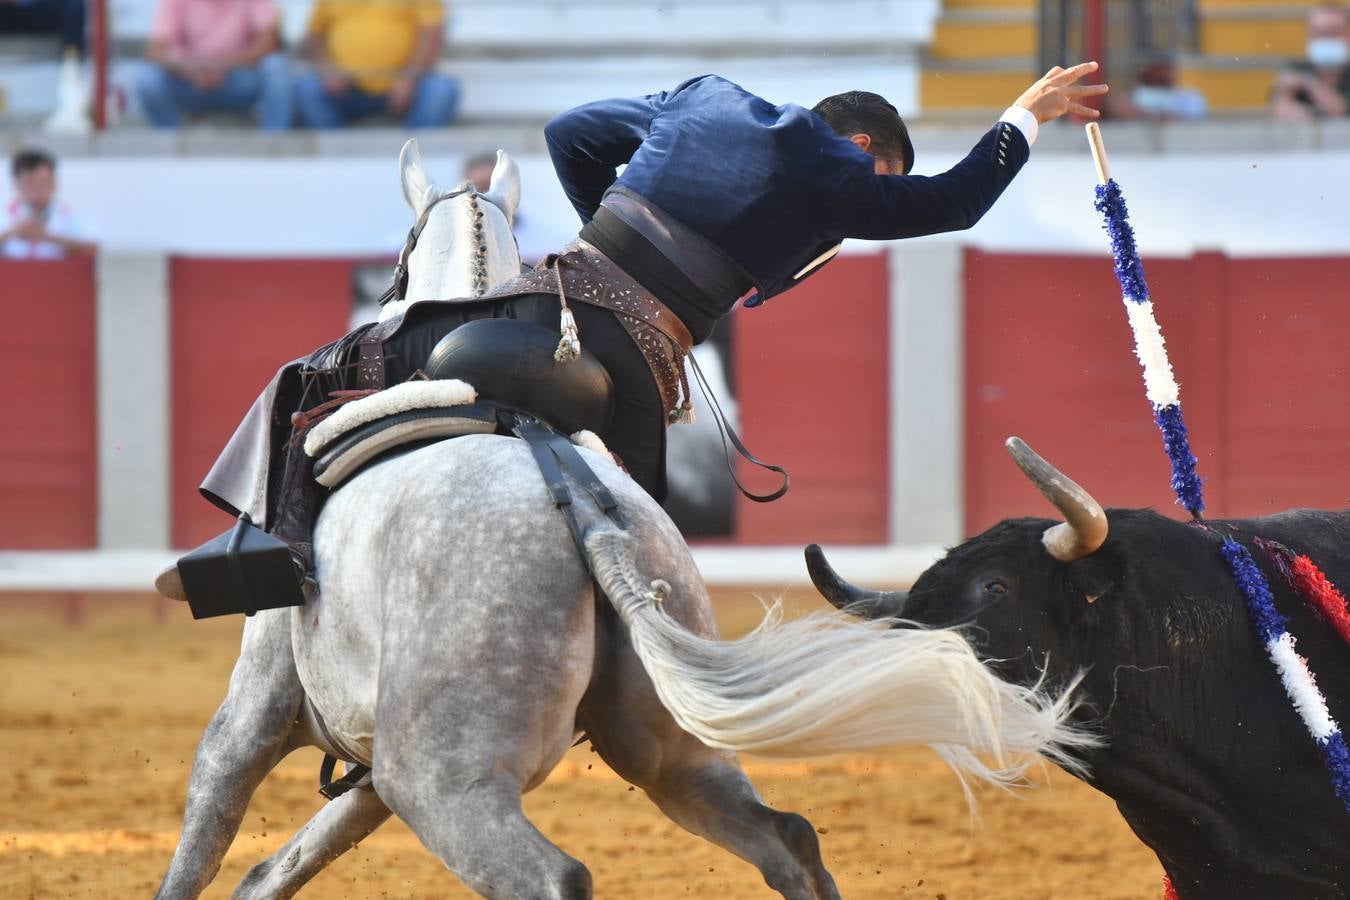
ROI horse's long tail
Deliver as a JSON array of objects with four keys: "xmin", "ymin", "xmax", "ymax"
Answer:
[{"xmin": 583, "ymin": 526, "xmax": 1098, "ymax": 790}]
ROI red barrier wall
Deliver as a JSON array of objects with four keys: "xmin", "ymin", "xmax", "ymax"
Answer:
[
  {"xmin": 0, "ymin": 259, "xmax": 98, "ymax": 548},
  {"xmin": 964, "ymin": 250, "xmax": 1350, "ymax": 533},
  {"xmin": 170, "ymin": 258, "xmax": 354, "ymax": 546},
  {"xmin": 733, "ymin": 253, "xmax": 890, "ymax": 544}
]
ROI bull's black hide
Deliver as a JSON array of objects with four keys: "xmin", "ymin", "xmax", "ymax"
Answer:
[{"xmin": 815, "ymin": 507, "xmax": 1350, "ymax": 899}]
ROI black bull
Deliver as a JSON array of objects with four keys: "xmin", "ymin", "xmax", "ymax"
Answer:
[{"xmin": 809, "ymin": 439, "xmax": 1350, "ymax": 899}]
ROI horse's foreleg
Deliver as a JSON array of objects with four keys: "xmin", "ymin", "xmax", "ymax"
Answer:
[
  {"xmin": 156, "ymin": 608, "xmax": 305, "ymax": 900},
  {"xmin": 232, "ymin": 786, "xmax": 391, "ymax": 900}
]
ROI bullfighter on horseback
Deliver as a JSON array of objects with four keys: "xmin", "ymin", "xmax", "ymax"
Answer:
[{"xmin": 156, "ymin": 63, "xmax": 1107, "ymax": 605}]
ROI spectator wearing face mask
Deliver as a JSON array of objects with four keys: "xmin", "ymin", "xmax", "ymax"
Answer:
[
  {"xmin": 1272, "ymin": 1, "xmax": 1350, "ymax": 121},
  {"xmin": 1110, "ymin": 53, "xmax": 1207, "ymax": 120}
]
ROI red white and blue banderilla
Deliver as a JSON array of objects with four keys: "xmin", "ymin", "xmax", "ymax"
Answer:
[{"xmin": 1084, "ymin": 123, "xmax": 1350, "ymax": 813}]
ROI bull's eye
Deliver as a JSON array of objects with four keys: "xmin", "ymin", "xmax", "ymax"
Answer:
[{"xmin": 984, "ymin": 580, "xmax": 1008, "ymax": 596}]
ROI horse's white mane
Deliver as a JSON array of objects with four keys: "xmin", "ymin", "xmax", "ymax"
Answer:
[{"xmin": 381, "ymin": 139, "xmax": 523, "ymax": 322}]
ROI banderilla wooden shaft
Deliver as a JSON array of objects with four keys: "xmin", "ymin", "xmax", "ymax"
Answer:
[{"xmin": 1085, "ymin": 121, "xmax": 1112, "ymax": 184}]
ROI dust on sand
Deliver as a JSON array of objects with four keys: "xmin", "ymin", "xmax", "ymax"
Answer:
[{"xmin": 1, "ymin": 593, "xmax": 1160, "ymax": 899}]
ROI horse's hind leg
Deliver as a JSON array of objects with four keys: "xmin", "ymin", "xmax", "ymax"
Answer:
[
  {"xmin": 156, "ymin": 608, "xmax": 305, "ymax": 900},
  {"xmin": 578, "ymin": 610, "xmax": 840, "ymax": 900},
  {"xmin": 371, "ymin": 576, "xmax": 596, "ymax": 899},
  {"xmin": 232, "ymin": 786, "xmax": 391, "ymax": 900}
]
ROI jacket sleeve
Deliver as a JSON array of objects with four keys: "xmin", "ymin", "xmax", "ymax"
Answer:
[
  {"xmin": 544, "ymin": 92, "xmax": 668, "ymax": 224},
  {"xmin": 833, "ymin": 121, "xmax": 1030, "ymax": 241}
]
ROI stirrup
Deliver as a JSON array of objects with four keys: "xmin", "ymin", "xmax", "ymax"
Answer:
[{"xmin": 176, "ymin": 514, "xmax": 308, "ymax": 619}]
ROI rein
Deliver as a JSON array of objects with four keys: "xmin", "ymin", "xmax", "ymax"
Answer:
[
  {"xmin": 378, "ymin": 185, "xmax": 484, "ymax": 308},
  {"xmin": 686, "ymin": 349, "xmax": 789, "ymax": 503}
]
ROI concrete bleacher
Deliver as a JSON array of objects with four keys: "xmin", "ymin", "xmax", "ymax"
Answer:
[
  {"xmin": 1, "ymin": 0, "xmax": 941, "ymax": 127},
  {"xmin": 918, "ymin": 0, "xmax": 1320, "ymax": 118},
  {"xmin": 920, "ymin": 0, "xmax": 1036, "ymax": 117},
  {"xmin": 0, "ymin": 0, "xmax": 1328, "ymax": 131},
  {"xmin": 1181, "ymin": 0, "xmax": 1313, "ymax": 111}
]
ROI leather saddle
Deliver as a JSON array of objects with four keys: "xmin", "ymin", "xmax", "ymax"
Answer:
[{"xmin": 305, "ymin": 318, "xmax": 617, "ymax": 490}]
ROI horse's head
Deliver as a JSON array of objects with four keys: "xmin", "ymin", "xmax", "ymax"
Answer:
[{"xmin": 383, "ymin": 139, "xmax": 523, "ymax": 321}]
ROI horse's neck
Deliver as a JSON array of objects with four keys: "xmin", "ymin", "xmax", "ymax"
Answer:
[{"xmin": 387, "ymin": 196, "xmax": 518, "ymax": 322}]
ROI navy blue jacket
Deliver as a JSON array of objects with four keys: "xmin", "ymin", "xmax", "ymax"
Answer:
[{"xmin": 545, "ymin": 74, "xmax": 1030, "ymax": 306}]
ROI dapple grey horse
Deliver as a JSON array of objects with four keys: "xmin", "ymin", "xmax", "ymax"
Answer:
[{"xmin": 156, "ymin": 142, "xmax": 1093, "ymax": 900}]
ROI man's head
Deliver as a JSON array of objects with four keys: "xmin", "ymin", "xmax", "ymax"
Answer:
[
  {"xmin": 812, "ymin": 91, "xmax": 915, "ymax": 176},
  {"xmin": 1306, "ymin": 1, "xmax": 1349, "ymax": 70},
  {"xmin": 12, "ymin": 149, "xmax": 57, "ymax": 211},
  {"xmin": 463, "ymin": 152, "xmax": 498, "ymax": 194},
  {"xmin": 1135, "ymin": 53, "xmax": 1179, "ymax": 88}
]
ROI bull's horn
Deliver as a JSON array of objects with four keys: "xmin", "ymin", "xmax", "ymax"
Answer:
[
  {"xmin": 1005, "ymin": 437, "xmax": 1108, "ymax": 561},
  {"xmin": 804, "ymin": 544, "xmax": 908, "ymax": 619}
]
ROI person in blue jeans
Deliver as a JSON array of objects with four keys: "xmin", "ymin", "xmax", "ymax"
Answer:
[
  {"xmin": 292, "ymin": 0, "xmax": 459, "ymax": 129},
  {"xmin": 292, "ymin": 71, "xmax": 459, "ymax": 128},
  {"xmin": 135, "ymin": 0, "xmax": 291, "ymax": 130}
]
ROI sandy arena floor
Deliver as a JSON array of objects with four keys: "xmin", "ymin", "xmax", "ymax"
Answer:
[{"xmin": 1, "ymin": 592, "xmax": 1161, "ymax": 899}]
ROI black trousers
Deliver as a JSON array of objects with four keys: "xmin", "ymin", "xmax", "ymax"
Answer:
[{"xmin": 369, "ymin": 294, "xmax": 668, "ymax": 501}]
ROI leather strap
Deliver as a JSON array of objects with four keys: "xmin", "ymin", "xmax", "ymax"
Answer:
[
  {"xmin": 225, "ymin": 514, "xmax": 255, "ymax": 615},
  {"xmin": 354, "ymin": 314, "xmax": 404, "ymax": 391},
  {"xmin": 514, "ymin": 415, "xmax": 622, "ymax": 554},
  {"xmin": 688, "ymin": 350, "xmax": 790, "ymax": 503},
  {"xmin": 356, "ymin": 341, "xmax": 385, "ymax": 391},
  {"xmin": 485, "ymin": 241, "xmax": 695, "ymax": 422},
  {"xmin": 383, "ymin": 185, "xmax": 476, "ymax": 306},
  {"xmin": 318, "ymin": 755, "xmax": 373, "ymax": 800}
]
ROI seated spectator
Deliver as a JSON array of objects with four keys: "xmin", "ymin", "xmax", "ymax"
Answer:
[
  {"xmin": 1110, "ymin": 54, "xmax": 1207, "ymax": 120},
  {"xmin": 135, "ymin": 0, "xmax": 291, "ymax": 130},
  {"xmin": 463, "ymin": 151, "xmax": 496, "ymax": 193},
  {"xmin": 294, "ymin": 0, "xmax": 459, "ymax": 129},
  {"xmin": 1, "ymin": 149, "xmax": 96, "ymax": 258},
  {"xmin": 1272, "ymin": 1, "xmax": 1350, "ymax": 121},
  {"xmin": 0, "ymin": 0, "xmax": 85, "ymax": 59},
  {"xmin": 463, "ymin": 150, "xmax": 527, "ymax": 240}
]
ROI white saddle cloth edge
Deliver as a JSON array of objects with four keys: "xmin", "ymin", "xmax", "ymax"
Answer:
[
  {"xmin": 304, "ymin": 379, "xmax": 477, "ymax": 457},
  {"xmin": 570, "ymin": 429, "xmax": 616, "ymax": 466},
  {"xmin": 314, "ymin": 415, "xmax": 496, "ymax": 488}
]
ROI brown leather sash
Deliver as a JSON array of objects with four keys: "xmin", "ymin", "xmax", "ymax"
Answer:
[
  {"xmin": 351, "ymin": 241, "xmax": 695, "ymax": 421},
  {"xmin": 486, "ymin": 240, "xmax": 696, "ymax": 424}
]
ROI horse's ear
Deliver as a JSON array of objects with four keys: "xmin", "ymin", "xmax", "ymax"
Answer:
[
  {"xmin": 399, "ymin": 138, "xmax": 436, "ymax": 218},
  {"xmin": 483, "ymin": 149, "xmax": 521, "ymax": 224}
]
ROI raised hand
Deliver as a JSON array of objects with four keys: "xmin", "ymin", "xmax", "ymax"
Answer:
[{"xmin": 1014, "ymin": 61, "xmax": 1110, "ymax": 124}]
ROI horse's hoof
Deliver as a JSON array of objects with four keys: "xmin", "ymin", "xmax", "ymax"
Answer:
[{"xmin": 154, "ymin": 563, "xmax": 187, "ymax": 602}]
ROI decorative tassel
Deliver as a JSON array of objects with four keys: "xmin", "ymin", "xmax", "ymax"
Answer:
[
  {"xmin": 1093, "ymin": 179, "xmax": 1150, "ymax": 303},
  {"xmin": 1290, "ymin": 554, "xmax": 1350, "ymax": 646},
  {"xmin": 668, "ymin": 354, "xmax": 695, "ymax": 425},
  {"xmin": 555, "ymin": 306, "xmax": 581, "ymax": 362},
  {"xmin": 1093, "ymin": 174, "xmax": 1205, "ymax": 517},
  {"xmin": 1258, "ymin": 538, "xmax": 1350, "ymax": 651},
  {"xmin": 1154, "ymin": 404, "xmax": 1204, "ymax": 517},
  {"xmin": 669, "ymin": 400, "xmax": 695, "ymax": 425},
  {"xmin": 1220, "ymin": 539, "xmax": 1350, "ymax": 813},
  {"xmin": 1088, "ymin": 127, "xmax": 1350, "ymax": 824}
]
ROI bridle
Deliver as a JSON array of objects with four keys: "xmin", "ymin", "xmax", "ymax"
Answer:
[{"xmin": 378, "ymin": 184, "xmax": 489, "ymax": 307}]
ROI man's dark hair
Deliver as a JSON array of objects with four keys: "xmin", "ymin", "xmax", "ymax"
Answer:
[
  {"xmin": 812, "ymin": 91, "xmax": 915, "ymax": 174},
  {"xmin": 12, "ymin": 148, "xmax": 56, "ymax": 179},
  {"xmin": 463, "ymin": 151, "xmax": 497, "ymax": 172}
]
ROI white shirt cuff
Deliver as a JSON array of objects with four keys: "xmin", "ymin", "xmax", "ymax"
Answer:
[{"xmin": 998, "ymin": 106, "xmax": 1039, "ymax": 147}]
